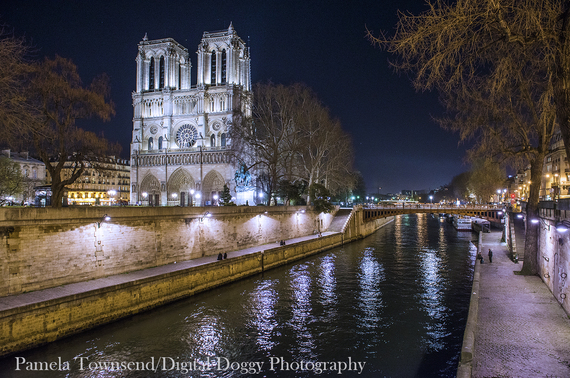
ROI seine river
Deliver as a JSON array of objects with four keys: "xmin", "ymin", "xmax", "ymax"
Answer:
[{"xmin": 0, "ymin": 213, "xmax": 477, "ymax": 378}]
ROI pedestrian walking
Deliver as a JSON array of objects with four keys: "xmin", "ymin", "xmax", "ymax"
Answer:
[
  {"xmin": 488, "ymin": 249, "xmax": 493, "ymax": 263},
  {"xmin": 217, "ymin": 253, "xmax": 223, "ymax": 261},
  {"xmin": 223, "ymin": 252, "xmax": 227, "ymax": 259}
]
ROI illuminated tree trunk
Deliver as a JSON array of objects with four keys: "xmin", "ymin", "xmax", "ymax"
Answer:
[{"xmin": 521, "ymin": 152, "xmax": 545, "ymax": 276}]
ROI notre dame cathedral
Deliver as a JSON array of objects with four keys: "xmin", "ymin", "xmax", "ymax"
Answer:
[{"xmin": 129, "ymin": 23, "xmax": 254, "ymax": 206}]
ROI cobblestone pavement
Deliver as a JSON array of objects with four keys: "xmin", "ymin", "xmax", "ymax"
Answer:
[{"xmin": 472, "ymin": 231, "xmax": 570, "ymax": 378}]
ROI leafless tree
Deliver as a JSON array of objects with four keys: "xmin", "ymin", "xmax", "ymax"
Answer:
[
  {"xmin": 0, "ymin": 54, "xmax": 117, "ymax": 207},
  {"xmin": 0, "ymin": 32, "xmax": 34, "ymax": 135},
  {"xmin": 231, "ymin": 82, "xmax": 300, "ymax": 205},
  {"xmin": 468, "ymin": 159, "xmax": 506, "ymax": 204},
  {"xmin": 370, "ymin": 0, "xmax": 562, "ymax": 275},
  {"xmin": 232, "ymin": 82, "xmax": 355, "ymax": 204}
]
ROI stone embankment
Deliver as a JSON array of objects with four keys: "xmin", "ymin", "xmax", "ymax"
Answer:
[{"xmin": 0, "ymin": 206, "xmax": 392, "ymax": 356}]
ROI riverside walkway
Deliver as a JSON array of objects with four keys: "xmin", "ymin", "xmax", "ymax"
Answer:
[
  {"xmin": 467, "ymin": 230, "xmax": 570, "ymax": 377},
  {"xmin": 0, "ymin": 232, "xmax": 335, "ymax": 313}
]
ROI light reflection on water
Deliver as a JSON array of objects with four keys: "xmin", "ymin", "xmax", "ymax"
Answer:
[{"xmin": 0, "ymin": 214, "xmax": 476, "ymax": 378}]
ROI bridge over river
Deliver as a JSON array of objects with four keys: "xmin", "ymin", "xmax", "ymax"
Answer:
[{"xmin": 363, "ymin": 203, "xmax": 505, "ymax": 223}]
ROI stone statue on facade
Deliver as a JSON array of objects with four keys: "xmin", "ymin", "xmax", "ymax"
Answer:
[{"xmin": 234, "ymin": 164, "xmax": 253, "ymax": 192}]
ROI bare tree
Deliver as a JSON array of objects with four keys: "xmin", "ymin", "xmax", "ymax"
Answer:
[
  {"xmin": 468, "ymin": 159, "xmax": 506, "ymax": 204},
  {"xmin": 231, "ymin": 82, "xmax": 300, "ymax": 205},
  {"xmin": 294, "ymin": 86, "xmax": 355, "ymax": 202},
  {"xmin": 0, "ymin": 32, "xmax": 34, "ymax": 135},
  {"xmin": 232, "ymin": 82, "xmax": 355, "ymax": 205},
  {"xmin": 370, "ymin": 0, "xmax": 560, "ymax": 275},
  {"xmin": 0, "ymin": 55, "xmax": 117, "ymax": 207}
]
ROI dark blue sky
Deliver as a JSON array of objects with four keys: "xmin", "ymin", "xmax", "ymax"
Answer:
[{"xmin": 2, "ymin": 0, "xmax": 469, "ymax": 194}]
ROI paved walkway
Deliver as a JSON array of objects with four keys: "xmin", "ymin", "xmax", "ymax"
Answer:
[
  {"xmin": 472, "ymin": 231, "xmax": 570, "ymax": 378},
  {"xmin": 0, "ymin": 232, "xmax": 334, "ymax": 312}
]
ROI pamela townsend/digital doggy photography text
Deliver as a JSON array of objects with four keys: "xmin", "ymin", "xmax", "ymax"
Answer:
[{"xmin": 11, "ymin": 356, "xmax": 367, "ymax": 375}]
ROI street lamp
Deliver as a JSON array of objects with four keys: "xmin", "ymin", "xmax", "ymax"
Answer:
[
  {"xmin": 429, "ymin": 195, "xmax": 433, "ymax": 204},
  {"xmin": 213, "ymin": 194, "xmax": 219, "ymax": 206},
  {"xmin": 190, "ymin": 189, "xmax": 195, "ymax": 207},
  {"xmin": 107, "ymin": 189, "xmax": 116, "ymax": 206}
]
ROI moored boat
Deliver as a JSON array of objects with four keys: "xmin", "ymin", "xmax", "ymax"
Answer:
[{"xmin": 453, "ymin": 216, "xmax": 472, "ymax": 231}]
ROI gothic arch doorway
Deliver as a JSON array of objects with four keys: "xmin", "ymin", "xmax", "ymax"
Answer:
[
  {"xmin": 140, "ymin": 174, "xmax": 161, "ymax": 206},
  {"xmin": 202, "ymin": 170, "xmax": 225, "ymax": 205},
  {"xmin": 167, "ymin": 167, "xmax": 196, "ymax": 206}
]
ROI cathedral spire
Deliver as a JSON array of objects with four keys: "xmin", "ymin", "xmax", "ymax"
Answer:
[
  {"xmin": 228, "ymin": 22, "xmax": 234, "ymax": 34},
  {"xmin": 143, "ymin": 33, "xmax": 148, "ymax": 41}
]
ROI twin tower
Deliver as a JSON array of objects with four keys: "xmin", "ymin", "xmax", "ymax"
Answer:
[{"xmin": 130, "ymin": 23, "xmax": 253, "ymax": 206}]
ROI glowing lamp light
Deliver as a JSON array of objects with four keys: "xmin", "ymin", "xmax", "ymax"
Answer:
[
  {"xmin": 530, "ymin": 219, "xmax": 539, "ymax": 224},
  {"xmin": 142, "ymin": 192, "xmax": 148, "ymax": 198},
  {"xmin": 258, "ymin": 192, "xmax": 264, "ymax": 198},
  {"xmin": 517, "ymin": 214, "xmax": 524, "ymax": 219},
  {"xmin": 556, "ymin": 222, "xmax": 569, "ymax": 233},
  {"xmin": 172, "ymin": 193, "xmax": 178, "ymax": 198}
]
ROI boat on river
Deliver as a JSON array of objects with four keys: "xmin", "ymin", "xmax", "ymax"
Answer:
[{"xmin": 453, "ymin": 216, "xmax": 472, "ymax": 231}]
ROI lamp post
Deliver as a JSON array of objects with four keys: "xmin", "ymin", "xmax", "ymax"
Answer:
[{"xmin": 190, "ymin": 189, "xmax": 195, "ymax": 207}]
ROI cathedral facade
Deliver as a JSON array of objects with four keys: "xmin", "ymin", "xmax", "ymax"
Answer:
[{"xmin": 130, "ymin": 24, "xmax": 253, "ymax": 206}]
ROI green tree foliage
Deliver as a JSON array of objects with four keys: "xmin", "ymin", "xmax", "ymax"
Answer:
[
  {"xmin": 0, "ymin": 156, "xmax": 23, "ymax": 205},
  {"xmin": 277, "ymin": 179, "xmax": 306, "ymax": 205},
  {"xmin": 308, "ymin": 183, "xmax": 335, "ymax": 214},
  {"xmin": 351, "ymin": 172, "xmax": 367, "ymax": 203},
  {"xmin": 219, "ymin": 184, "xmax": 236, "ymax": 206},
  {"xmin": 370, "ymin": 0, "xmax": 566, "ymax": 275}
]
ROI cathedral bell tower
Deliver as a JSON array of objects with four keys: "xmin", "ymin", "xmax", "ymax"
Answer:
[
  {"xmin": 196, "ymin": 22, "xmax": 251, "ymax": 91},
  {"xmin": 130, "ymin": 24, "xmax": 253, "ymax": 207}
]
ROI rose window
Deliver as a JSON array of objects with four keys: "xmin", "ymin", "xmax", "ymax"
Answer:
[{"xmin": 176, "ymin": 124, "xmax": 198, "ymax": 148}]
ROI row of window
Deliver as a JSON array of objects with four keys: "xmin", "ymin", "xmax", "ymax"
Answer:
[
  {"xmin": 148, "ymin": 49, "xmax": 227, "ymax": 91},
  {"xmin": 148, "ymin": 134, "xmax": 227, "ymax": 150}
]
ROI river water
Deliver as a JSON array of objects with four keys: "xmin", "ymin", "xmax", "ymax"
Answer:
[{"xmin": 0, "ymin": 213, "xmax": 477, "ymax": 378}]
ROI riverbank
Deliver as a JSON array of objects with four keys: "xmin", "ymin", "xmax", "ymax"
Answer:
[
  {"xmin": 0, "ymin": 216, "xmax": 393, "ymax": 357},
  {"xmin": 458, "ymin": 230, "xmax": 570, "ymax": 377}
]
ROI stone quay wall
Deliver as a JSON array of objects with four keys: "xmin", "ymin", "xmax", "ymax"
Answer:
[
  {"xmin": 0, "ymin": 206, "xmax": 335, "ymax": 297},
  {"xmin": 534, "ymin": 207, "xmax": 570, "ymax": 315},
  {"xmin": 0, "ymin": 210, "xmax": 393, "ymax": 357},
  {"xmin": 504, "ymin": 205, "xmax": 570, "ymax": 315}
]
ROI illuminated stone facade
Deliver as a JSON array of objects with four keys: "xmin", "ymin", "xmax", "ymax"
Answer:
[
  {"xmin": 46, "ymin": 157, "xmax": 131, "ymax": 206},
  {"xmin": 130, "ymin": 24, "xmax": 252, "ymax": 206},
  {"xmin": 1, "ymin": 150, "xmax": 46, "ymax": 204}
]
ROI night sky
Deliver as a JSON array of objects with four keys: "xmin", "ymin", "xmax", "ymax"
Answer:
[{"xmin": 2, "ymin": 0, "xmax": 469, "ymax": 194}]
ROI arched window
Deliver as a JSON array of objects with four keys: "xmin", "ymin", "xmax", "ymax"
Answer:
[
  {"xmin": 221, "ymin": 133, "xmax": 226, "ymax": 147},
  {"xmin": 148, "ymin": 137, "xmax": 154, "ymax": 150},
  {"xmin": 221, "ymin": 49, "xmax": 227, "ymax": 83},
  {"xmin": 149, "ymin": 57, "xmax": 155, "ymax": 90},
  {"xmin": 158, "ymin": 136, "xmax": 163, "ymax": 150},
  {"xmin": 159, "ymin": 56, "xmax": 165, "ymax": 89},
  {"xmin": 211, "ymin": 51, "xmax": 216, "ymax": 85},
  {"xmin": 210, "ymin": 134, "xmax": 216, "ymax": 147}
]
